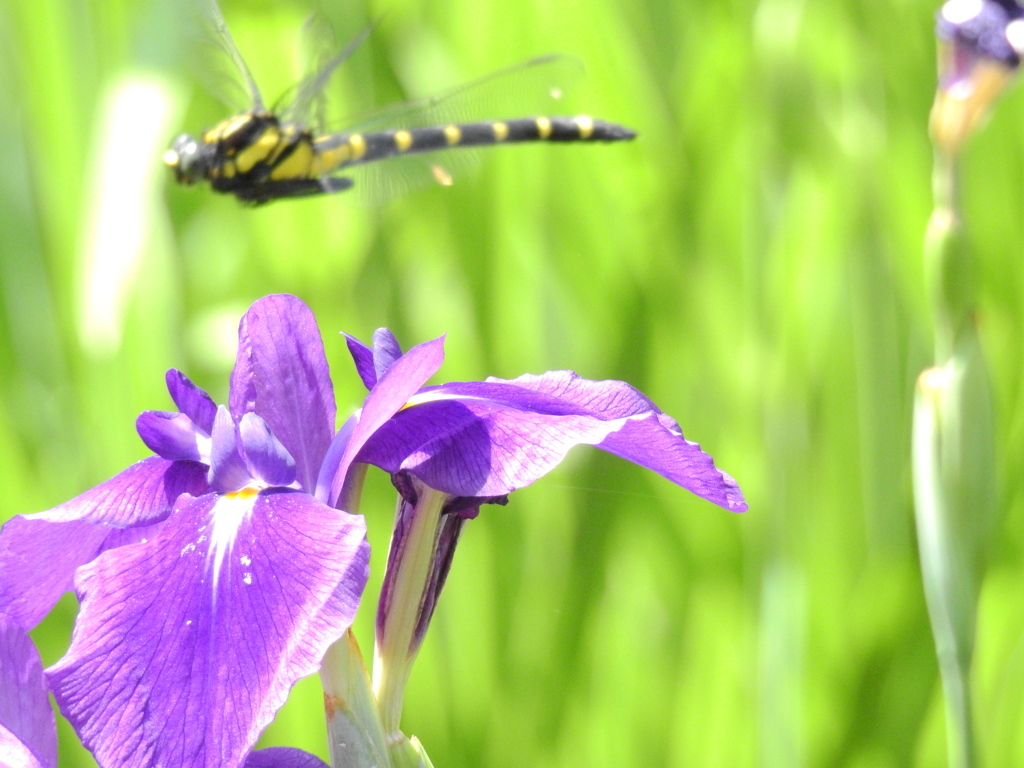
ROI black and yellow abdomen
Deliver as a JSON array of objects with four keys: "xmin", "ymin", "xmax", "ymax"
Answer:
[{"xmin": 310, "ymin": 115, "xmax": 634, "ymax": 174}]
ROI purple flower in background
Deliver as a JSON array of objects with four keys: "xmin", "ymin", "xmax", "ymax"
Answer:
[
  {"xmin": 932, "ymin": 0, "xmax": 1024, "ymax": 153},
  {"xmin": 336, "ymin": 328, "xmax": 747, "ymax": 735},
  {"xmin": 0, "ymin": 295, "xmax": 369, "ymax": 768}
]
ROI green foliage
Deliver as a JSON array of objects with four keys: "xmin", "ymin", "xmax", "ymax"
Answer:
[{"xmin": 2, "ymin": 0, "xmax": 1024, "ymax": 765}]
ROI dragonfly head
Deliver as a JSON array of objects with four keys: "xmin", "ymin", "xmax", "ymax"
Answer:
[{"xmin": 164, "ymin": 133, "xmax": 215, "ymax": 184}]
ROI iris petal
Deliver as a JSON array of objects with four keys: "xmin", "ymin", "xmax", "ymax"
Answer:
[
  {"xmin": 47, "ymin": 491, "xmax": 369, "ymax": 768},
  {"xmin": 208, "ymin": 405, "xmax": 251, "ymax": 493},
  {"xmin": 327, "ymin": 335, "xmax": 446, "ymax": 507},
  {"xmin": 229, "ymin": 295, "xmax": 336, "ymax": 493},
  {"xmin": 166, "ymin": 369, "xmax": 217, "ymax": 433},
  {"xmin": 136, "ymin": 410, "xmax": 206, "ymax": 462},
  {"xmin": 239, "ymin": 412, "xmax": 297, "ymax": 488},
  {"xmin": 243, "ymin": 747, "xmax": 330, "ymax": 768},
  {"xmin": 0, "ymin": 616, "xmax": 57, "ymax": 768},
  {"xmin": 0, "ymin": 457, "xmax": 208, "ymax": 629}
]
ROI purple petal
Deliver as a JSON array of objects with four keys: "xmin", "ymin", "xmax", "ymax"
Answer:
[
  {"xmin": 371, "ymin": 329, "xmax": 403, "ymax": 378},
  {"xmin": 166, "ymin": 369, "xmax": 217, "ymax": 433},
  {"xmin": 243, "ymin": 748, "xmax": 329, "ymax": 768},
  {"xmin": 595, "ymin": 412, "xmax": 746, "ymax": 511},
  {"xmin": 239, "ymin": 412, "xmax": 296, "ymax": 488},
  {"xmin": 0, "ymin": 458, "xmax": 208, "ymax": 629},
  {"xmin": 136, "ymin": 411, "xmax": 206, "ymax": 462},
  {"xmin": 484, "ymin": 370, "xmax": 660, "ymax": 417},
  {"xmin": 326, "ymin": 336, "xmax": 446, "ymax": 507},
  {"xmin": 0, "ymin": 616, "xmax": 57, "ymax": 768},
  {"xmin": 343, "ymin": 333, "xmax": 377, "ymax": 390},
  {"xmin": 343, "ymin": 329, "xmax": 404, "ymax": 391},
  {"xmin": 229, "ymin": 295, "xmax": 336, "ymax": 493},
  {"xmin": 47, "ymin": 490, "xmax": 369, "ymax": 768},
  {"xmin": 209, "ymin": 405, "xmax": 251, "ymax": 493},
  {"xmin": 356, "ymin": 380, "xmax": 747, "ymax": 511}
]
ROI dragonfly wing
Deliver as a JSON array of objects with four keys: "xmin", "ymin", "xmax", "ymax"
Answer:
[
  {"xmin": 327, "ymin": 55, "xmax": 587, "ymax": 204},
  {"xmin": 277, "ymin": 16, "xmax": 378, "ymax": 129},
  {"xmin": 185, "ymin": 0, "xmax": 264, "ymax": 112}
]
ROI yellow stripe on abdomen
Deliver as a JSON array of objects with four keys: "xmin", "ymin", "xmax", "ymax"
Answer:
[
  {"xmin": 444, "ymin": 125, "xmax": 462, "ymax": 145},
  {"xmin": 311, "ymin": 142, "xmax": 353, "ymax": 176},
  {"xmin": 574, "ymin": 115, "xmax": 594, "ymax": 139},
  {"xmin": 493, "ymin": 122, "xmax": 509, "ymax": 141},
  {"xmin": 535, "ymin": 117, "xmax": 552, "ymax": 139},
  {"xmin": 349, "ymin": 134, "xmax": 367, "ymax": 161}
]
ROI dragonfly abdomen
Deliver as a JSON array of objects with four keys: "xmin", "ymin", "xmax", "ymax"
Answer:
[{"xmin": 310, "ymin": 116, "xmax": 635, "ymax": 175}]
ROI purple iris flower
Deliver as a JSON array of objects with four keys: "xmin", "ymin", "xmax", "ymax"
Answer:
[
  {"xmin": 0, "ymin": 295, "xmax": 369, "ymax": 768},
  {"xmin": 0, "ymin": 615, "xmax": 57, "ymax": 768},
  {"xmin": 336, "ymin": 328, "xmax": 747, "ymax": 736}
]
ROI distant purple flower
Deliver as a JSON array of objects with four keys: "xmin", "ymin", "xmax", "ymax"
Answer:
[
  {"xmin": 0, "ymin": 295, "xmax": 369, "ymax": 768},
  {"xmin": 936, "ymin": 0, "xmax": 1024, "ymax": 76},
  {"xmin": 335, "ymin": 328, "xmax": 747, "ymax": 733}
]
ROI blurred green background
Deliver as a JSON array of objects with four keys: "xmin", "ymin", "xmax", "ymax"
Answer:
[{"xmin": 2, "ymin": 0, "xmax": 1024, "ymax": 765}]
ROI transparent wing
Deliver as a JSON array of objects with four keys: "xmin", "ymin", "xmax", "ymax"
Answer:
[
  {"xmin": 343, "ymin": 54, "xmax": 584, "ymax": 133},
  {"xmin": 276, "ymin": 15, "xmax": 377, "ymax": 130},
  {"xmin": 329, "ymin": 55, "xmax": 587, "ymax": 205},
  {"xmin": 183, "ymin": 0, "xmax": 264, "ymax": 112}
]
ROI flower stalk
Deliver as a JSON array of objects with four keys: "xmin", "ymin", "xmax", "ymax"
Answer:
[
  {"xmin": 373, "ymin": 482, "xmax": 450, "ymax": 740},
  {"xmin": 913, "ymin": 3, "xmax": 1017, "ymax": 764}
]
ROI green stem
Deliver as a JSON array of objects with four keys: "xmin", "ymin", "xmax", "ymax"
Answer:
[{"xmin": 373, "ymin": 485, "xmax": 449, "ymax": 738}]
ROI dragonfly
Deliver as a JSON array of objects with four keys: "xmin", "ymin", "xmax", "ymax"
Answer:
[{"xmin": 164, "ymin": 0, "xmax": 637, "ymax": 204}]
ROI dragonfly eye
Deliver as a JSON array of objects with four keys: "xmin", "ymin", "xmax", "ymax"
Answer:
[{"xmin": 166, "ymin": 133, "xmax": 212, "ymax": 184}]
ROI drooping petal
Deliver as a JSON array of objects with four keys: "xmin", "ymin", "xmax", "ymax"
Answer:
[
  {"xmin": 47, "ymin": 490, "xmax": 370, "ymax": 768},
  {"xmin": 166, "ymin": 369, "xmax": 217, "ymax": 433},
  {"xmin": 239, "ymin": 412, "xmax": 296, "ymax": 488},
  {"xmin": 326, "ymin": 335, "xmax": 446, "ymax": 507},
  {"xmin": 136, "ymin": 411, "xmax": 207, "ymax": 462},
  {"xmin": 208, "ymin": 405, "xmax": 251, "ymax": 493},
  {"xmin": 229, "ymin": 295, "xmax": 336, "ymax": 493},
  {"xmin": 485, "ymin": 370, "xmax": 660, "ymax": 417},
  {"xmin": 593, "ymin": 412, "xmax": 747, "ymax": 511},
  {"xmin": 356, "ymin": 380, "xmax": 747, "ymax": 511},
  {"xmin": 0, "ymin": 616, "xmax": 57, "ymax": 768},
  {"xmin": 0, "ymin": 458, "xmax": 208, "ymax": 629},
  {"xmin": 355, "ymin": 396, "xmax": 623, "ymax": 497},
  {"xmin": 243, "ymin": 748, "xmax": 330, "ymax": 768}
]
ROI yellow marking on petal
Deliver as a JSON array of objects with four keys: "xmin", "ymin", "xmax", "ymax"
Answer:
[
  {"xmin": 163, "ymin": 149, "xmax": 179, "ymax": 167},
  {"xmin": 226, "ymin": 486, "xmax": 260, "ymax": 501},
  {"xmin": 492, "ymin": 122, "xmax": 509, "ymax": 141},
  {"xmin": 536, "ymin": 117, "xmax": 552, "ymax": 139},
  {"xmin": 349, "ymin": 133, "xmax": 367, "ymax": 161},
  {"xmin": 395, "ymin": 130, "xmax": 413, "ymax": 152},
  {"xmin": 269, "ymin": 138, "xmax": 315, "ymax": 180},
  {"xmin": 443, "ymin": 124, "xmax": 461, "ymax": 145},
  {"xmin": 234, "ymin": 125, "xmax": 280, "ymax": 173},
  {"xmin": 574, "ymin": 115, "xmax": 594, "ymax": 139}
]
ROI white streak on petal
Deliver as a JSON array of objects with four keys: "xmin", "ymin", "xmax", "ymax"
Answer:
[{"xmin": 207, "ymin": 492, "xmax": 257, "ymax": 594}]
